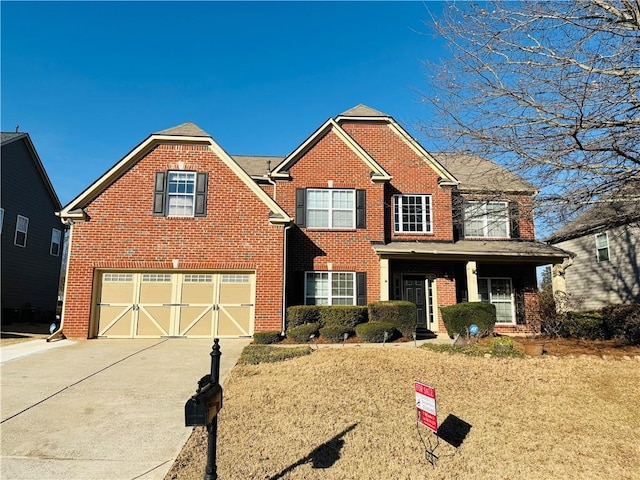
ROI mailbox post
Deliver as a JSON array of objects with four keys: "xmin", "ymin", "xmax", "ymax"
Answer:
[{"xmin": 185, "ymin": 338, "xmax": 223, "ymax": 480}]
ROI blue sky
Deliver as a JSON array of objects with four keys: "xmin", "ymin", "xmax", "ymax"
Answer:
[{"xmin": 2, "ymin": 1, "xmax": 449, "ymax": 206}]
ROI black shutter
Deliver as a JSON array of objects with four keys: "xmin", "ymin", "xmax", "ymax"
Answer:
[
  {"xmin": 356, "ymin": 189, "xmax": 366, "ymax": 229},
  {"xmin": 452, "ymin": 193, "xmax": 464, "ymax": 241},
  {"xmin": 295, "ymin": 188, "xmax": 306, "ymax": 227},
  {"xmin": 194, "ymin": 172, "xmax": 208, "ymax": 217},
  {"xmin": 153, "ymin": 172, "xmax": 166, "ymax": 216},
  {"xmin": 509, "ymin": 201, "xmax": 520, "ymax": 239},
  {"xmin": 356, "ymin": 272, "xmax": 367, "ymax": 306}
]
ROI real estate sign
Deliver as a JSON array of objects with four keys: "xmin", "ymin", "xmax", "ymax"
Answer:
[{"xmin": 415, "ymin": 381, "xmax": 437, "ymax": 433}]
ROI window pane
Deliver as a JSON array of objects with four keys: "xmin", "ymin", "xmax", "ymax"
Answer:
[
  {"xmin": 332, "ymin": 210, "xmax": 353, "ymax": 228},
  {"xmin": 331, "ymin": 272, "xmax": 354, "ymax": 297},
  {"xmin": 332, "ymin": 190, "xmax": 353, "ymax": 209},
  {"xmin": 395, "ymin": 195, "xmax": 431, "ymax": 233},
  {"xmin": 595, "ymin": 233, "xmax": 608, "ymax": 248},
  {"xmin": 307, "ymin": 210, "xmax": 329, "ymax": 227},
  {"xmin": 168, "ymin": 195, "xmax": 194, "ymax": 216},
  {"xmin": 307, "ymin": 190, "xmax": 329, "ymax": 208}
]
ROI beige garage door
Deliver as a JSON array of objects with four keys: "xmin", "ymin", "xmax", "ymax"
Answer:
[{"xmin": 96, "ymin": 272, "xmax": 254, "ymax": 338}]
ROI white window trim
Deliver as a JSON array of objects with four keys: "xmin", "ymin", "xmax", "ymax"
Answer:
[
  {"xmin": 393, "ymin": 194, "xmax": 432, "ymax": 233},
  {"xmin": 595, "ymin": 232, "xmax": 610, "ymax": 263},
  {"xmin": 464, "ymin": 201, "xmax": 510, "ymax": 239},
  {"xmin": 14, "ymin": 215, "xmax": 29, "ymax": 247},
  {"xmin": 304, "ymin": 271, "xmax": 356, "ymax": 305},
  {"xmin": 306, "ymin": 189, "xmax": 356, "ymax": 229},
  {"xmin": 478, "ymin": 277, "xmax": 515, "ymax": 324},
  {"xmin": 50, "ymin": 228, "xmax": 62, "ymax": 256},
  {"xmin": 167, "ymin": 171, "xmax": 197, "ymax": 218}
]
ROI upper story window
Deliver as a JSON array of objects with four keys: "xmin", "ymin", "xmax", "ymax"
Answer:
[
  {"xmin": 50, "ymin": 228, "xmax": 62, "ymax": 256},
  {"xmin": 595, "ymin": 232, "xmax": 610, "ymax": 262},
  {"xmin": 394, "ymin": 195, "xmax": 432, "ymax": 233},
  {"xmin": 153, "ymin": 171, "xmax": 208, "ymax": 218},
  {"xmin": 296, "ymin": 188, "xmax": 366, "ymax": 229},
  {"xmin": 464, "ymin": 201, "xmax": 509, "ymax": 238},
  {"xmin": 14, "ymin": 215, "xmax": 29, "ymax": 247}
]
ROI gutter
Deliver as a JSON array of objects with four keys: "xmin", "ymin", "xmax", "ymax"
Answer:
[{"xmin": 47, "ymin": 219, "xmax": 73, "ymax": 342}]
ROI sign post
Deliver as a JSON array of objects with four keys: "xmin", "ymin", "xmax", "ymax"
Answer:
[{"xmin": 415, "ymin": 381, "xmax": 439, "ymax": 466}]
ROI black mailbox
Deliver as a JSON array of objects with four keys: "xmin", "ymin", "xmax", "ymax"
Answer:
[{"xmin": 185, "ymin": 382, "xmax": 223, "ymax": 427}]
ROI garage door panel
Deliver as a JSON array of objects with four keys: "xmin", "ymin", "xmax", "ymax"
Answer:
[
  {"xmin": 218, "ymin": 307, "xmax": 251, "ymax": 336},
  {"xmin": 98, "ymin": 306, "xmax": 134, "ymax": 337},
  {"xmin": 178, "ymin": 306, "xmax": 214, "ymax": 336},
  {"xmin": 137, "ymin": 306, "xmax": 171, "ymax": 336}
]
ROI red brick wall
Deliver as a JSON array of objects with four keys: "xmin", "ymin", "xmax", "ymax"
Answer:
[
  {"xmin": 276, "ymin": 129, "xmax": 384, "ymax": 308},
  {"xmin": 340, "ymin": 121, "xmax": 455, "ymax": 242},
  {"xmin": 62, "ymin": 142, "xmax": 285, "ymax": 338}
]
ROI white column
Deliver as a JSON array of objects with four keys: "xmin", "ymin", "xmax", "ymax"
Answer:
[
  {"xmin": 379, "ymin": 258, "xmax": 390, "ymax": 301},
  {"xmin": 466, "ymin": 261, "xmax": 479, "ymax": 302}
]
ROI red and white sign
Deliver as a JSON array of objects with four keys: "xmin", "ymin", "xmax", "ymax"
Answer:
[{"xmin": 415, "ymin": 381, "xmax": 438, "ymax": 433}]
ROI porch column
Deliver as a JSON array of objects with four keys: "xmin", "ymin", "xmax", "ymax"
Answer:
[
  {"xmin": 466, "ymin": 261, "xmax": 479, "ymax": 302},
  {"xmin": 552, "ymin": 261, "xmax": 569, "ymax": 313},
  {"xmin": 379, "ymin": 258, "xmax": 390, "ymax": 301}
]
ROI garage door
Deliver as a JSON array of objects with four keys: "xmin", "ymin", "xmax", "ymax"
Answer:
[{"xmin": 95, "ymin": 272, "xmax": 254, "ymax": 338}]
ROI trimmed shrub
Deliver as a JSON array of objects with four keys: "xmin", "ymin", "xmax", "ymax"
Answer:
[
  {"xmin": 439, "ymin": 302, "xmax": 496, "ymax": 338},
  {"xmin": 319, "ymin": 324, "xmax": 352, "ymax": 342},
  {"xmin": 286, "ymin": 323, "xmax": 320, "ymax": 343},
  {"xmin": 287, "ymin": 306, "xmax": 321, "ymax": 329},
  {"xmin": 559, "ymin": 312, "xmax": 605, "ymax": 340},
  {"xmin": 253, "ymin": 331, "xmax": 282, "ymax": 345},
  {"xmin": 319, "ymin": 306, "xmax": 368, "ymax": 329},
  {"xmin": 623, "ymin": 317, "xmax": 640, "ymax": 345},
  {"xmin": 602, "ymin": 304, "xmax": 640, "ymax": 339},
  {"xmin": 355, "ymin": 322, "xmax": 396, "ymax": 343},
  {"xmin": 368, "ymin": 301, "xmax": 417, "ymax": 337}
]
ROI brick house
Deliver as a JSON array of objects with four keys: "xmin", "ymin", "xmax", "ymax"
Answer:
[{"xmin": 56, "ymin": 105, "xmax": 568, "ymax": 339}]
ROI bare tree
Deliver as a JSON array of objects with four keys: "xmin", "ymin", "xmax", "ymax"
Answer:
[{"xmin": 420, "ymin": 0, "xmax": 640, "ymax": 233}]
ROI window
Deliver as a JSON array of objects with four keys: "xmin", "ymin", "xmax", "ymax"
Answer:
[
  {"xmin": 305, "ymin": 272, "xmax": 355, "ymax": 305},
  {"xmin": 478, "ymin": 277, "xmax": 514, "ymax": 324},
  {"xmin": 153, "ymin": 171, "xmax": 208, "ymax": 217},
  {"xmin": 14, "ymin": 215, "xmax": 28, "ymax": 247},
  {"xmin": 596, "ymin": 232, "xmax": 610, "ymax": 262},
  {"xmin": 167, "ymin": 171, "xmax": 196, "ymax": 217},
  {"xmin": 103, "ymin": 273, "xmax": 133, "ymax": 282},
  {"xmin": 50, "ymin": 228, "xmax": 62, "ymax": 256},
  {"xmin": 142, "ymin": 273, "xmax": 171, "ymax": 282},
  {"xmin": 307, "ymin": 189, "xmax": 355, "ymax": 228},
  {"xmin": 394, "ymin": 195, "xmax": 432, "ymax": 233},
  {"xmin": 464, "ymin": 201, "xmax": 509, "ymax": 238},
  {"xmin": 296, "ymin": 188, "xmax": 366, "ymax": 229}
]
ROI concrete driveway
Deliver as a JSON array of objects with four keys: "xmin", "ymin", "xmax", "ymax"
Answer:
[{"xmin": 0, "ymin": 337, "xmax": 250, "ymax": 480}]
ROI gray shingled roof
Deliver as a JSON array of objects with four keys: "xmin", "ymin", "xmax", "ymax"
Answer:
[
  {"xmin": 547, "ymin": 182, "xmax": 640, "ymax": 243},
  {"xmin": 1, "ymin": 132, "xmax": 27, "ymax": 145},
  {"xmin": 154, "ymin": 122, "xmax": 210, "ymax": 137},
  {"xmin": 232, "ymin": 155, "xmax": 284, "ymax": 178},
  {"xmin": 339, "ymin": 104, "xmax": 389, "ymax": 117},
  {"xmin": 433, "ymin": 153, "xmax": 537, "ymax": 194}
]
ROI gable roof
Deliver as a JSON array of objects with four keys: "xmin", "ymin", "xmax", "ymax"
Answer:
[
  {"xmin": 269, "ymin": 117, "xmax": 392, "ymax": 182},
  {"xmin": 58, "ymin": 123, "xmax": 291, "ymax": 224},
  {"xmin": 1, "ymin": 132, "xmax": 62, "ymax": 210},
  {"xmin": 547, "ymin": 182, "xmax": 640, "ymax": 243},
  {"xmin": 433, "ymin": 153, "xmax": 537, "ymax": 194}
]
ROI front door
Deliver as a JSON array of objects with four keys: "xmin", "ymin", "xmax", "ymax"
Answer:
[{"xmin": 403, "ymin": 276, "xmax": 427, "ymax": 329}]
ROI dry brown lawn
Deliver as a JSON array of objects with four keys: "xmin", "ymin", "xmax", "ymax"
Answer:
[{"xmin": 168, "ymin": 346, "xmax": 640, "ymax": 480}]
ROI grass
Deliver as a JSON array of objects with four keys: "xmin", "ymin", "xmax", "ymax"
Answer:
[
  {"xmin": 167, "ymin": 346, "xmax": 640, "ymax": 480},
  {"xmin": 421, "ymin": 340, "xmax": 525, "ymax": 358}
]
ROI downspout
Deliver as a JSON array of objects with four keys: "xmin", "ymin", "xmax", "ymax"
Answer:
[
  {"xmin": 47, "ymin": 219, "xmax": 73, "ymax": 342},
  {"xmin": 281, "ymin": 223, "xmax": 292, "ymax": 336}
]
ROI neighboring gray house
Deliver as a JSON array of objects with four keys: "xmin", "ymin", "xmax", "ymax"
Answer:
[
  {"xmin": 1, "ymin": 132, "xmax": 64, "ymax": 322},
  {"xmin": 547, "ymin": 185, "xmax": 640, "ymax": 311}
]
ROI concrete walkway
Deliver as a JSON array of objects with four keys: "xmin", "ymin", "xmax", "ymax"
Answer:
[{"xmin": 0, "ymin": 337, "xmax": 249, "ymax": 480}]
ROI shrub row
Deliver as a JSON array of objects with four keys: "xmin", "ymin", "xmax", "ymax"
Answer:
[{"xmin": 284, "ymin": 301, "xmax": 417, "ymax": 343}]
